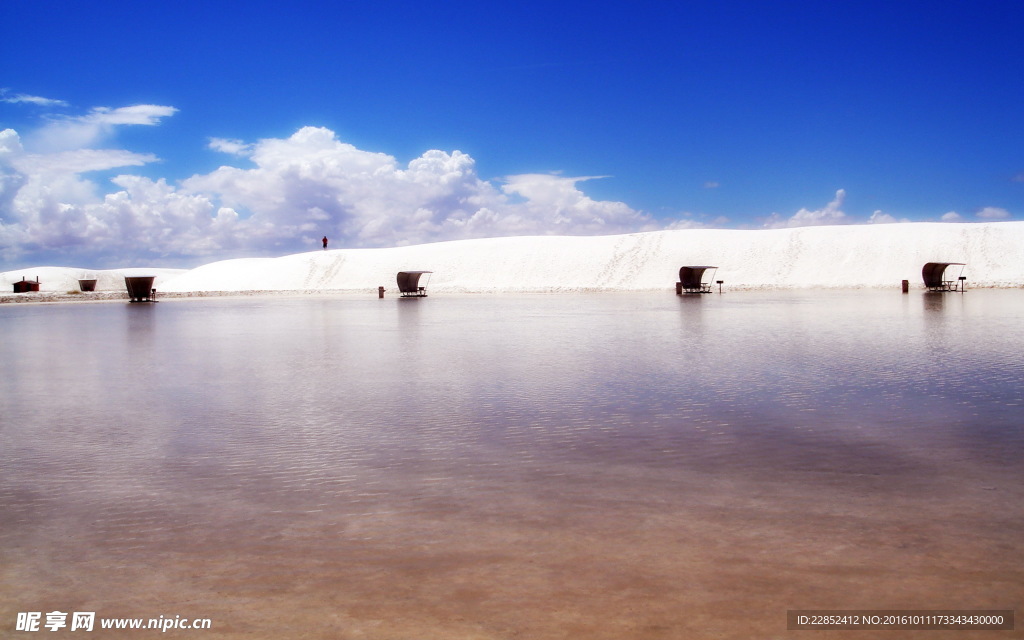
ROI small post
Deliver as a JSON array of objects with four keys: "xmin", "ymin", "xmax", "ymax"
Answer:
[
  {"xmin": 717, "ymin": 280, "xmax": 724, "ymax": 294},
  {"xmin": 675, "ymin": 282, "xmax": 682, "ymax": 295},
  {"xmin": 378, "ymin": 286, "xmax": 385, "ymax": 299},
  {"xmin": 901, "ymin": 279, "xmax": 909, "ymax": 293},
  {"xmin": 959, "ymin": 276, "xmax": 966, "ymax": 293}
]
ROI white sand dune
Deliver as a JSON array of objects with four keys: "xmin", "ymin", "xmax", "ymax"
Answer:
[
  {"xmin": 3, "ymin": 222, "xmax": 1023, "ymax": 295},
  {"xmin": 161, "ymin": 221, "xmax": 1024, "ymax": 292}
]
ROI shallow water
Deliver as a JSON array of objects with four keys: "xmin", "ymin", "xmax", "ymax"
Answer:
[{"xmin": 1, "ymin": 290, "xmax": 1022, "ymax": 638}]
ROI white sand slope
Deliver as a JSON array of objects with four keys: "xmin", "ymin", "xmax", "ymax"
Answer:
[
  {"xmin": 160, "ymin": 222, "xmax": 1024, "ymax": 292},
  {"xmin": 3, "ymin": 222, "xmax": 1022, "ymax": 294}
]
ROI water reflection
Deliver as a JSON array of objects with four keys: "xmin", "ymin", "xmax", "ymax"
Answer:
[
  {"xmin": 1, "ymin": 290, "xmax": 1021, "ymax": 638},
  {"xmin": 675, "ymin": 292, "xmax": 711, "ymax": 344},
  {"xmin": 922, "ymin": 290, "xmax": 949, "ymax": 312}
]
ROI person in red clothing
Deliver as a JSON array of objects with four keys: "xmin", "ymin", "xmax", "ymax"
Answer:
[{"xmin": 322, "ymin": 236, "xmax": 328, "ymax": 250}]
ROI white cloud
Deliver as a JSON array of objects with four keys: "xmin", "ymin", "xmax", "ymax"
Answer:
[
  {"xmin": 0, "ymin": 130, "xmax": 28, "ymax": 224},
  {"xmin": 0, "ymin": 102, "xmax": 187, "ymax": 263},
  {"xmin": 867, "ymin": 209, "xmax": 910, "ymax": 224},
  {"xmin": 941, "ymin": 211, "xmax": 961, "ymax": 221},
  {"xmin": 26, "ymin": 104, "xmax": 177, "ymax": 152},
  {"xmin": 208, "ymin": 138, "xmax": 253, "ymax": 156},
  {"xmin": 664, "ymin": 218, "xmax": 710, "ymax": 230},
  {"xmin": 0, "ymin": 117, "xmax": 176, "ymax": 263},
  {"xmin": 84, "ymin": 105, "xmax": 178, "ymax": 126},
  {"xmin": 976, "ymin": 206, "xmax": 1010, "ymax": 220},
  {"xmin": 498, "ymin": 173, "xmax": 652, "ymax": 234},
  {"xmin": 182, "ymin": 127, "xmax": 654, "ymax": 251},
  {"xmin": 0, "ymin": 128, "xmax": 24, "ymax": 158},
  {"xmin": 1, "ymin": 127, "xmax": 163, "ymax": 210},
  {"xmin": 763, "ymin": 189, "xmax": 848, "ymax": 228},
  {"xmin": 2, "ymin": 123, "xmax": 656, "ymax": 265},
  {"xmin": 0, "ymin": 90, "xmax": 69, "ymax": 107},
  {"xmin": 660, "ymin": 211, "xmax": 728, "ymax": 230},
  {"xmin": 15, "ymin": 149, "xmax": 158, "ymax": 176}
]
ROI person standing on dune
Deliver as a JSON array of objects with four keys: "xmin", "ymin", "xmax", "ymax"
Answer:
[{"xmin": 322, "ymin": 236, "xmax": 328, "ymax": 250}]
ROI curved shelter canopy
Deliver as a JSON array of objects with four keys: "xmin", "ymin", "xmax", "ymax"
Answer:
[
  {"xmin": 125, "ymin": 276, "xmax": 156, "ymax": 302},
  {"xmin": 922, "ymin": 262, "xmax": 965, "ymax": 291},
  {"xmin": 679, "ymin": 266, "xmax": 718, "ymax": 293},
  {"xmin": 397, "ymin": 271, "xmax": 432, "ymax": 297}
]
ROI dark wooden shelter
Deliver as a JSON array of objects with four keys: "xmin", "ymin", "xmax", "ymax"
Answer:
[
  {"xmin": 922, "ymin": 262, "xmax": 965, "ymax": 292},
  {"xmin": 124, "ymin": 276, "xmax": 156, "ymax": 302},
  {"xmin": 677, "ymin": 266, "xmax": 718, "ymax": 293},
  {"xmin": 12, "ymin": 277, "xmax": 40, "ymax": 293},
  {"xmin": 397, "ymin": 271, "xmax": 432, "ymax": 297},
  {"xmin": 78, "ymin": 279, "xmax": 97, "ymax": 292}
]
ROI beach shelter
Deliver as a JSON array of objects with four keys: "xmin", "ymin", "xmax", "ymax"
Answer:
[
  {"xmin": 921, "ymin": 262, "xmax": 965, "ymax": 292},
  {"xmin": 396, "ymin": 271, "xmax": 432, "ymax": 297},
  {"xmin": 678, "ymin": 266, "xmax": 718, "ymax": 293},
  {"xmin": 124, "ymin": 276, "xmax": 157, "ymax": 302}
]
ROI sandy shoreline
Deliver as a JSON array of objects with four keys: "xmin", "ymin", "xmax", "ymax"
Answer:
[
  {"xmin": 3, "ymin": 283, "xmax": 1020, "ymax": 305},
  {"xmin": 0, "ymin": 289, "xmax": 380, "ymax": 304}
]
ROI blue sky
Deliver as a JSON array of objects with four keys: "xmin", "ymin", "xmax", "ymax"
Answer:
[{"xmin": 2, "ymin": 0, "xmax": 1022, "ymax": 268}]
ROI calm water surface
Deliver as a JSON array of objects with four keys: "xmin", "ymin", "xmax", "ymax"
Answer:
[{"xmin": 1, "ymin": 291, "xmax": 1022, "ymax": 638}]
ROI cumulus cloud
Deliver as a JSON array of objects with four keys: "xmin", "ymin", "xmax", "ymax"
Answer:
[
  {"xmin": 941, "ymin": 211, "xmax": 961, "ymax": 221},
  {"xmin": 0, "ymin": 110, "xmax": 179, "ymax": 264},
  {"xmin": 0, "ymin": 127, "xmax": 230, "ymax": 263},
  {"xmin": 0, "ymin": 130, "xmax": 28, "ymax": 222},
  {"xmin": 763, "ymin": 189, "xmax": 848, "ymax": 228},
  {"xmin": 498, "ymin": 173, "xmax": 653, "ymax": 235},
  {"xmin": 180, "ymin": 127, "xmax": 656, "ymax": 251},
  {"xmin": 2, "ymin": 121, "xmax": 656, "ymax": 266},
  {"xmin": 976, "ymin": 206, "xmax": 1010, "ymax": 220}
]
